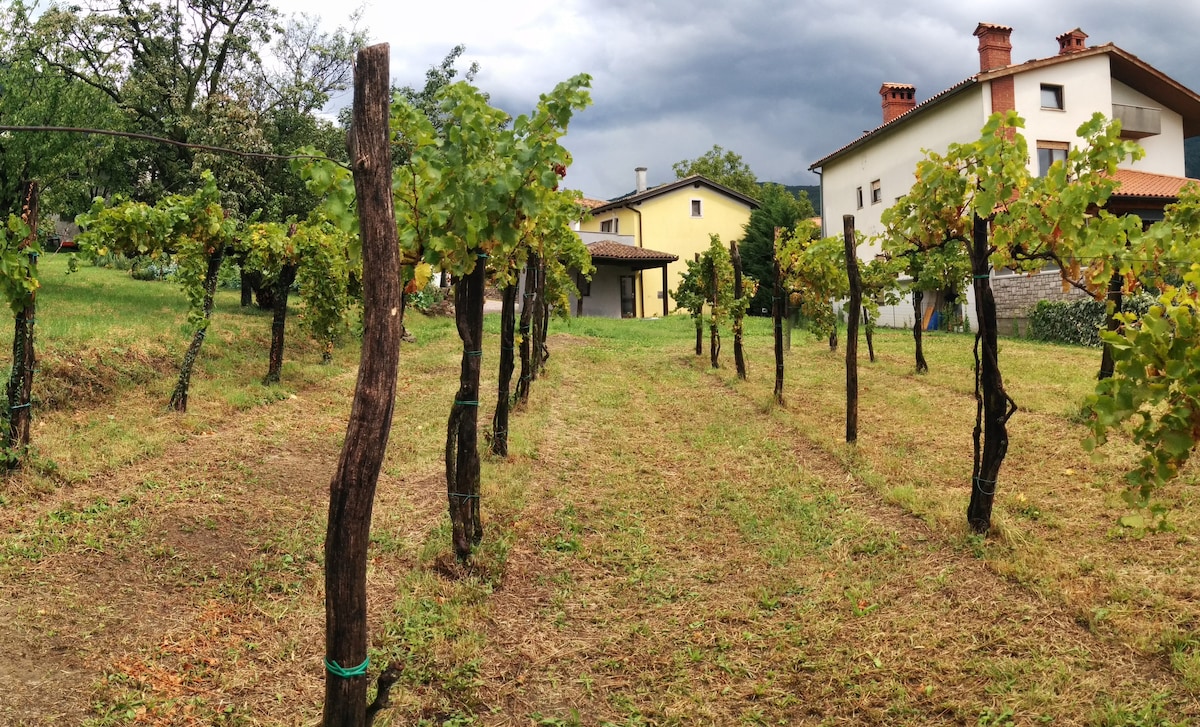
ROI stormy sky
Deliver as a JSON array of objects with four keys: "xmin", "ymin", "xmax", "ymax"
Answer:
[{"xmin": 277, "ymin": 0, "xmax": 1200, "ymax": 200}]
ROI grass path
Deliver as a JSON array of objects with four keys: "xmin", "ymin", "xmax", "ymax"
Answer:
[
  {"xmin": 469, "ymin": 331, "xmax": 1193, "ymax": 726},
  {"xmin": 0, "ymin": 304, "xmax": 1197, "ymax": 725}
]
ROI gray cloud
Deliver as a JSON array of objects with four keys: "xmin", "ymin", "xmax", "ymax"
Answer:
[{"xmin": 292, "ymin": 0, "xmax": 1200, "ymax": 199}]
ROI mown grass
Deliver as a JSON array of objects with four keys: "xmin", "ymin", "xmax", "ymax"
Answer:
[{"xmin": 0, "ymin": 270, "xmax": 1198, "ymax": 726}]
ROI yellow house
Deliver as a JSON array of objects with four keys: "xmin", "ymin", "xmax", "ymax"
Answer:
[{"xmin": 578, "ymin": 168, "xmax": 759, "ymax": 317}]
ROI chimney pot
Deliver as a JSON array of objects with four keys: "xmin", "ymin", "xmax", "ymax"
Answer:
[
  {"xmin": 974, "ymin": 22, "xmax": 1013, "ymax": 72},
  {"xmin": 1056, "ymin": 28, "xmax": 1089, "ymax": 55},
  {"xmin": 879, "ymin": 83, "xmax": 917, "ymax": 124},
  {"xmin": 635, "ymin": 166, "xmax": 647, "ymax": 194}
]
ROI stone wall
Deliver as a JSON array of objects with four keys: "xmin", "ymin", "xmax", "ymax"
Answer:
[{"xmin": 991, "ymin": 270, "xmax": 1089, "ymax": 333}]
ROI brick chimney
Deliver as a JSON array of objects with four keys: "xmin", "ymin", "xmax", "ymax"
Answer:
[
  {"xmin": 635, "ymin": 166, "xmax": 647, "ymax": 193},
  {"xmin": 1056, "ymin": 28, "xmax": 1088, "ymax": 54},
  {"xmin": 880, "ymin": 83, "xmax": 917, "ymax": 124},
  {"xmin": 974, "ymin": 22, "xmax": 1013, "ymax": 71}
]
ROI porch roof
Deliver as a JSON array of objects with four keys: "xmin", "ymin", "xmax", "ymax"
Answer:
[{"xmin": 586, "ymin": 240, "xmax": 678, "ymax": 271}]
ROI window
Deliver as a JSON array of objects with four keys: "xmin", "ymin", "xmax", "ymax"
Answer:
[
  {"xmin": 856, "ymin": 187, "xmax": 864, "ymax": 209},
  {"xmin": 1041, "ymin": 84, "xmax": 1064, "ymax": 110},
  {"xmin": 870, "ymin": 180, "xmax": 882, "ymax": 204},
  {"xmin": 600, "ymin": 218, "xmax": 618, "ymax": 234},
  {"xmin": 690, "ymin": 199, "xmax": 702, "ymax": 217},
  {"xmin": 1037, "ymin": 141, "xmax": 1069, "ymax": 176}
]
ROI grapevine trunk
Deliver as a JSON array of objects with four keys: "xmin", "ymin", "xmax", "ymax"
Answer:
[{"xmin": 966, "ymin": 214, "xmax": 1017, "ymax": 535}]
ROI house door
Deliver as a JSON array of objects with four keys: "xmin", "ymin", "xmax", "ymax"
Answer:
[{"xmin": 620, "ymin": 276, "xmax": 636, "ymax": 318}]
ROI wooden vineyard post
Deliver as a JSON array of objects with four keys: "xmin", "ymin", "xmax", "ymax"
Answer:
[
  {"xmin": 772, "ymin": 227, "xmax": 785, "ymax": 405},
  {"xmin": 322, "ymin": 43, "xmax": 404, "ymax": 727},
  {"xmin": 843, "ymin": 215, "xmax": 862, "ymax": 444}
]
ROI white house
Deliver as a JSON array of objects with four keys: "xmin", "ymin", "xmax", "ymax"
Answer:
[{"xmin": 810, "ymin": 22, "xmax": 1200, "ymax": 331}]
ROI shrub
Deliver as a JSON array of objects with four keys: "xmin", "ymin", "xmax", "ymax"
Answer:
[
  {"xmin": 409, "ymin": 283, "xmax": 449, "ymax": 313},
  {"xmin": 129, "ymin": 255, "xmax": 178, "ymax": 281},
  {"xmin": 1027, "ymin": 292, "xmax": 1154, "ymax": 347},
  {"xmin": 91, "ymin": 251, "xmax": 136, "ymax": 271}
]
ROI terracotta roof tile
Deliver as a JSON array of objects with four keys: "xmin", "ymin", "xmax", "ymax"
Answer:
[
  {"xmin": 1108, "ymin": 169, "xmax": 1199, "ymax": 199},
  {"xmin": 579, "ymin": 197, "xmax": 608, "ymax": 210},
  {"xmin": 586, "ymin": 240, "xmax": 678, "ymax": 262}
]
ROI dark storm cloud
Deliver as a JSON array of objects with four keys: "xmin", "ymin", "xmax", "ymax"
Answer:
[{"xmin": 344, "ymin": 0, "xmax": 1200, "ymax": 200}]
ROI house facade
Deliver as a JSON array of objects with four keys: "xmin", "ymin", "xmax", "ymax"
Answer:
[
  {"xmin": 577, "ymin": 169, "xmax": 759, "ymax": 317},
  {"xmin": 810, "ymin": 23, "xmax": 1200, "ymax": 331}
]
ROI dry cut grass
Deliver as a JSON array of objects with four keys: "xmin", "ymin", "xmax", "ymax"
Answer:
[{"xmin": 0, "ymin": 279, "xmax": 1197, "ymax": 727}]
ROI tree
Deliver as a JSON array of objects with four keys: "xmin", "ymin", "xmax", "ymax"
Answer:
[
  {"xmin": 0, "ymin": 4, "xmax": 130, "ymax": 218},
  {"xmin": 858, "ymin": 253, "xmax": 907, "ymax": 363},
  {"xmin": 729, "ymin": 240, "xmax": 755, "ymax": 379},
  {"xmin": 887, "ymin": 111, "xmax": 1141, "ymax": 534},
  {"xmin": 1085, "ymin": 183, "xmax": 1200, "ymax": 527},
  {"xmin": 673, "ymin": 257, "xmax": 707, "ymax": 356},
  {"xmin": 672, "ymin": 144, "xmax": 760, "ymax": 198},
  {"xmin": 1, "ymin": 183, "xmax": 40, "ymax": 466},
  {"xmin": 740, "ymin": 183, "xmax": 815, "ymax": 315},
  {"xmin": 32, "ymin": 0, "xmax": 278, "ymax": 199},
  {"xmin": 776, "ymin": 220, "xmax": 847, "ymax": 345},
  {"xmin": 698, "ymin": 235, "xmax": 735, "ymax": 368},
  {"xmin": 76, "ymin": 172, "xmax": 238, "ymax": 411},
  {"xmin": 389, "ymin": 75, "xmax": 592, "ymax": 561}
]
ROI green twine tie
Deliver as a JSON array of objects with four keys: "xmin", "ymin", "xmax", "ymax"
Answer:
[
  {"xmin": 465, "ymin": 350, "xmax": 483, "ymax": 357},
  {"xmin": 449, "ymin": 492, "xmax": 480, "ymax": 500},
  {"xmin": 477, "ymin": 253, "xmax": 490, "ymax": 259},
  {"xmin": 455, "ymin": 400, "xmax": 480, "ymax": 406},
  {"xmin": 973, "ymin": 274, "xmax": 991, "ymax": 279},
  {"xmin": 325, "ymin": 656, "xmax": 369, "ymax": 678}
]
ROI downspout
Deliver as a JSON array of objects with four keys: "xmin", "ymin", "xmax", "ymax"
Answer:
[
  {"xmin": 626, "ymin": 203, "xmax": 645, "ymax": 316},
  {"xmin": 813, "ymin": 168, "xmax": 825, "ymax": 236}
]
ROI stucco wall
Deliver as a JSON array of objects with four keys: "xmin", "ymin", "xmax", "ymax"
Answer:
[
  {"xmin": 573, "ymin": 265, "xmax": 629, "ymax": 318},
  {"xmin": 819, "ymin": 89, "xmax": 987, "ymax": 249},
  {"xmin": 1112, "ymin": 80, "xmax": 1185, "ymax": 176}
]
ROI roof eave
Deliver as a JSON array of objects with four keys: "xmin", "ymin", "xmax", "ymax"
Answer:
[{"xmin": 590, "ymin": 175, "xmax": 761, "ymax": 213}]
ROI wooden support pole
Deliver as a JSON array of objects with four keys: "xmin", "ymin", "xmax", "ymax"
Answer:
[{"xmin": 323, "ymin": 43, "xmax": 404, "ymax": 727}]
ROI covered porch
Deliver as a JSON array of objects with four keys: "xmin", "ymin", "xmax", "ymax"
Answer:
[{"xmin": 572, "ymin": 240, "xmax": 678, "ymax": 318}]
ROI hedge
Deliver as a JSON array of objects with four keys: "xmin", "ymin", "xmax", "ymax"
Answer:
[{"xmin": 1027, "ymin": 292, "xmax": 1154, "ymax": 347}]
